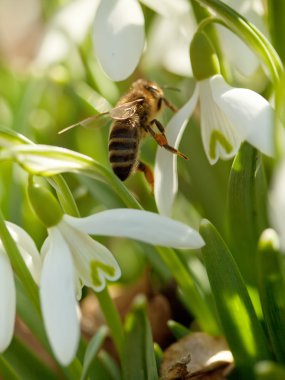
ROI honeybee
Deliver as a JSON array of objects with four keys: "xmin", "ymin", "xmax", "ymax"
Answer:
[{"xmin": 60, "ymin": 79, "xmax": 188, "ymax": 188}]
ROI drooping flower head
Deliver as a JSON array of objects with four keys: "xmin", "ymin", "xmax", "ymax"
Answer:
[
  {"xmin": 155, "ymin": 32, "xmax": 275, "ymax": 215},
  {"xmin": 28, "ymin": 180, "xmax": 204, "ymax": 365}
]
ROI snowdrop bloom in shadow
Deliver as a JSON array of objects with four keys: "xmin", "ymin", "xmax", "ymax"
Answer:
[
  {"xmin": 0, "ymin": 222, "xmax": 41, "ymax": 353},
  {"xmin": 143, "ymin": 0, "xmax": 195, "ymax": 77},
  {"xmin": 216, "ymin": 0, "xmax": 267, "ymax": 79},
  {"xmin": 154, "ymin": 32, "xmax": 275, "ymax": 216},
  {"xmin": 36, "ymin": 0, "xmax": 100, "ymax": 67},
  {"xmin": 28, "ymin": 181, "xmax": 204, "ymax": 365},
  {"xmin": 269, "ymin": 161, "xmax": 285, "ymax": 251}
]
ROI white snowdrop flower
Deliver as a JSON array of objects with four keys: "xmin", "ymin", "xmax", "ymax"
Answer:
[
  {"xmin": 28, "ymin": 182, "xmax": 204, "ymax": 365},
  {"xmin": 154, "ymin": 32, "xmax": 274, "ymax": 216}
]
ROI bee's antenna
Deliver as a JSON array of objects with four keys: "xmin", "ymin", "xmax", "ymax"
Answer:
[{"xmin": 58, "ymin": 123, "xmax": 80, "ymax": 135}]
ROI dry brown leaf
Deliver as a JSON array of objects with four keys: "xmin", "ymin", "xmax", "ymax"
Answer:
[{"xmin": 160, "ymin": 332, "xmax": 234, "ymax": 380}]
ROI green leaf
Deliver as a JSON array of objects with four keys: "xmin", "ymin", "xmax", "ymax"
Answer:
[
  {"xmin": 167, "ymin": 320, "xmax": 190, "ymax": 340},
  {"xmin": 153, "ymin": 343, "xmax": 163, "ymax": 372},
  {"xmin": 87, "ymin": 351, "xmax": 121, "ymax": 380},
  {"xmin": 81, "ymin": 326, "xmax": 109, "ymax": 380},
  {"xmin": 0, "ymin": 128, "xmax": 33, "ymax": 147},
  {"xmin": 96, "ymin": 351, "xmax": 121, "ymax": 380},
  {"xmin": 2, "ymin": 337, "xmax": 56, "ymax": 380},
  {"xmin": 257, "ymin": 229, "xmax": 285, "ymax": 362},
  {"xmin": 122, "ymin": 295, "xmax": 158, "ymax": 380},
  {"xmin": 0, "ymin": 144, "xmax": 102, "ymax": 177},
  {"xmin": 267, "ymin": 0, "xmax": 285, "ymax": 63},
  {"xmin": 0, "ymin": 355, "xmax": 21, "ymax": 380},
  {"xmin": 255, "ymin": 361, "xmax": 285, "ymax": 380},
  {"xmin": 96, "ymin": 288, "xmax": 124, "ymax": 358},
  {"xmin": 156, "ymin": 247, "xmax": 219, "ymax": 335},
  {"xmin": 200, "ymin": 219, "xmax": 271, "ymax": 378},
  {"xmin": 15, "ymin": 277, "xmax": 48, "ymax": 349},
  {"xmin": 227, "ymin": 143, "xmax": 268, "ymax": 285}
]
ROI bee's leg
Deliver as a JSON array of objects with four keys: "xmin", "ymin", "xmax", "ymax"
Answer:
[
  {"xmin": 137, "ymin": 161, "xmax": 154, "ymax": 190},
  {"xmin": 148, "ymin": 120, "xmax": 188, "ymax": 160},
  {"xmin": 162, "ymin": 98, "xmax": 178, "ymax": 112}
]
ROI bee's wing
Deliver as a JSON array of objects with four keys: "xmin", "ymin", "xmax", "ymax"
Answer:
[
  {"xmin": 109, "ymin": 98, "xmax": 144, "ymax": 120},
  {"xmin": 58, "ymin": 112, "xmax": 110, "ymax": 134},
  {"xmin": 58, "ymin": 98, "xmax": 144, "ymax": 134}
]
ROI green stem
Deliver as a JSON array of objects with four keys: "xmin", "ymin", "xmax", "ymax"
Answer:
[
  {"xmin": 85, "ymin": 164, "xmax": 142, "ymax": 210},
  {"xmin": 0, "ymin": 209, "xmax": 40, "ymax": 313},
  {"xmin": 156, "ymin": 247, "xmax": 219, "ymax": 334},
  {"xmin": 193, "ymin": 0, "xmax": 283, "ymax": 83},
  {"xmin": 48, "ymin": 175, "xmax": 80, "ymax": 217},
  {"xmin": 96, "ymin": 287, "xmax": 124, "ymax": 358},
  {"xmin": 77, "ymin": 45, "xmax": 99, "ymax": 91}
]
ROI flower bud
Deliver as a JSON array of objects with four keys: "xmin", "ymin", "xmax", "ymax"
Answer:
[
  {"xmin": 190, "ymin": 32, "xmax": 220, "ymax": 80},
  {"xmin": 28, "ymin": 181, "xmax": 63, "ymax": 227}
]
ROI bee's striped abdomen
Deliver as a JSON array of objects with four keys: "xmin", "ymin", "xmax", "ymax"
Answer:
[{"xmin": 108, "ymin": 120, "xmax": 139, "ymax": 181}]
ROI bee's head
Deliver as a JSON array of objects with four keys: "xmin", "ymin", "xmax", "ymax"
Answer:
[{"xmin": 131, "ymin": 79, "xmax": 164, "ymax": 108}]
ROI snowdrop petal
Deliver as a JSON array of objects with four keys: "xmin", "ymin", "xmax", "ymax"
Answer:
[
  {"xmin": 64, "ymin": 210, "xmax": 204, "ymax": 249},
  {"xmin": 211, "ymin": 75, "xmax": 275, "ymax": 157},
  {"xmin": 154, "ymin": 87, "xmax": 199, "ymax": 215},
  {"xmin": 146, "ymin": 14, "xmax": 193, "ymax": 76},
  {"xmin": 269, "ymin": 161, "xmax": 285, "ymax": 250},
  {"xmin": 199, "ymin": 77, "xmax": 242, "ymax": 164},
  {"xmin": 217, "ymin": 26, "xmax": 260, "ymax": 77},
  {"xmin": 93, "ymin": 0, "xmax": 144, "ymax": 81},
  {"xmin": 210, "ymin": 75, "xmax": 274, "ymax": 156},
  {"xmin": 219, "ymin": 0, "xmax": 266, "ymax": 77},
  {"xmin": 51, "ymin": 0, "xmax": 100, "ymax": 43},
  {"xmin": 0, "ymin": 250, "xmax": 16, "ymax": 352},
  {"xmin": 36, "ymin": 0, "xmax": 100, "ymax": 66},
  {"xmin": 6, "ymin": 222, "xmax": 41, "ymax": 283},
  {"xmin": 40, "ymin": 228, "xmax": 80, "ymax": 366},
  {"xmin": 58, "ymin": 220, "xmax": 121, "ymax": 292}
]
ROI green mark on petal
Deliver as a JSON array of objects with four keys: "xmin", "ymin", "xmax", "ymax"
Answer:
[
  {"xmin": 209, "ymin": 130, "xmax": 233, "ymax": 160},
  {"xmin": 90, "ymin": 260, "xmax": 116, "ymax": 288}
]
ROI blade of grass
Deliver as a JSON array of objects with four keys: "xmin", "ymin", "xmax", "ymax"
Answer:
[
  {"xmin": 80, "ymin": 326, "xmax": 109, "ymax": 380},
  {"xmin": 2, "ymin": 337, "xmax": 57, "ymax": 380},
  {"xmin": 122, "ymin": 295, "xmax": 158, "ymax": 380},
  {"xmin": 255, "ymin": 361, "xmax": 285, "ymax": 380},
  {"xmin": 200, "ymin": 219, "xmax": 271, "ymax": 378},
  {"xmin": 227, "ymin": 143, "xmax": 268, "ymax": 286},
  {"xmin": 167, "ymin": 320, "xmax": 190, "ymax": 340},
  {"xmin": 257, "ymin": 229, "xmax": 285, "ymax": 362}
]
